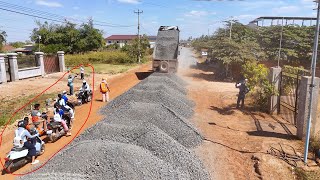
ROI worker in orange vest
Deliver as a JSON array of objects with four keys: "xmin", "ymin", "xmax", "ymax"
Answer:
[{"xmin": 100, "ymin": 78, "xmax": 110, "ymax": 102}]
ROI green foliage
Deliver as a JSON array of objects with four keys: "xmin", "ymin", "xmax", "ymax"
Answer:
[
  {"xmin": 65, "ymin": 51, "xmax": 134, "ymax": 66},
  {"xmin": 31, "ymin": 20, "xmax": 104, "ymax": 53},
  {"xmin": 9, "ymin": 41, "xmax": 26, "ymax": 48},
  {"xmin": 242, "ymin": 61, "xmax": 276, "ymax": 111},
  {"xmin": 0, "ymin": 30, "xmax": 7, "ymax": 51},
  {"xmin": 121, "ymin": 35, "xmax": 150, "ymax": 62}
]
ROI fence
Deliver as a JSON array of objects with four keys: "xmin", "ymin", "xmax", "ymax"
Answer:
[
  {"xmin": 278, "ymin": 67, "xmax": 310, "ymax": 125},
  {"xmin": 0, "ymin": 51, "xmax": 65, "ymax": 83}
]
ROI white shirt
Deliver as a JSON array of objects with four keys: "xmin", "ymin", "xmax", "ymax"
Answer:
[
  {"xmin": 53, "ymin": 113, "xmax": 62, "ymax": 122},
  {"xmin": 80, "ymin": 67, "xmax": 84, "ymax": 73},
  {"xmin": 80, "ymin": 83, "xmax": 90, "ymax": 91},
  {"xmin": 58, "ymin": 98, "xmax": 66, "ymax": 106}
]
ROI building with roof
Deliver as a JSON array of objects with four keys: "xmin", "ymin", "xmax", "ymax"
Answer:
[
  {"xmin": 1, "ymin": 44, "xmax": 15, "ymax": 52},
  {"xmin": 105, "ymin": 35, "xmax": 157, "ymax": 48},
  {"xmin": 13, "ymin": 44, "xmax": 34, "ymax": 55}
]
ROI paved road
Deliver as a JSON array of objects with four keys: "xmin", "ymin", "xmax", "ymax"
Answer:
[{"xmin": 178, "ymin": 47, "xmax": 198, "ymax": 69}]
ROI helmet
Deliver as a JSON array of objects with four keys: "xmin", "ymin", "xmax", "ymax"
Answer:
[
  {"xmin": 17, "ymin": 120, "xmax": 26, "ymax": 128},
  {"xmin": 62, "ymin": 90, "xmax": 67, "ymax": 94},
  {"xmin": 83, "ymin": 80, "xmax": 86, "ymax": 84},
  {"xmin": 68, "ymin": 75, "xmax": 72, "ymax": 78}
]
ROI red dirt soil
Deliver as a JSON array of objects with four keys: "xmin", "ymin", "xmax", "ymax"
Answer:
[{"xmin": 0, "ymin": 63, "xmax": 151, "ymax": 180}]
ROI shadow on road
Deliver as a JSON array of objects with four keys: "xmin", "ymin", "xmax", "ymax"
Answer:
[{"xmin": 135, "ymin": 71, "xmax": 153, "ymax": 80}]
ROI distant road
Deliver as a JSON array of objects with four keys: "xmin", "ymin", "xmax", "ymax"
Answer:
[{"xmin": 178, "ymin": 47, "xmax": 198, "ymax": 69}]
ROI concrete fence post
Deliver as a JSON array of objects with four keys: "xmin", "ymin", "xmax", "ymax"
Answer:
[
  {"xmin": 268, "ymin": 67, "xmax": 282, "ymax": 114},
  {"xmin": 0, "ymin": 54, "xmax": 7, "ymax": 83},
  {"xmin": 57, "ymin": 51, "xmax": 65, "ymax": 72},
  {"xmin": 7, "ymin": 53, "xmax": 19, "ymax": 81},
  {"xmin": 297, "ymin": 76, "xmax": 320, "ymax": 140},
  {"xmin": 35, "ymin": 52, "xmax": 45, "ymax": 76}
]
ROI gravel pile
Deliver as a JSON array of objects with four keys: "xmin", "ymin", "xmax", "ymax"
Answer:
[
  {"xmin": 153, "ymin": 29, "xmax": 179, "ymax": 61},
  {"xmin": 23, "ymin": 73, "xmax": 210, "ymax": 180}
]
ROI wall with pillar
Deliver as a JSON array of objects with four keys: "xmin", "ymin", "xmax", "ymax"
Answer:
[
  {"xmin": 268, "ymin": 67, "xmax": 282, "ymax": 114},
  {"xmin": 7, "ymin": 53, "xmax": 19, "ymax": 81},
  {"xmin": 296, "ymin": 76, "xmax": 320, "ymax": 140},
  {"xmin": 57, "ymin": 51, "xmax": 65, "ymax": 72},
  {"xmin": 0, "ymin": 54, "xmax": 7, "ymax": 83}
]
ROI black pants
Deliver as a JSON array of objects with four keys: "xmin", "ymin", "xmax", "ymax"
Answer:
[
  {"xmin": 80, "ymin": 73, "xmax": 84, "ymax": 80},
  {"xmin": 24, "ymin": 139, "xmax": 36, "ymax": 157},
  {"xmin": 237, "ymin": 94, "xmax": 245, "ymax": 108},
  {"xmin": 82, "ymin": 91, "xmax": 88, "ymax": 103}
]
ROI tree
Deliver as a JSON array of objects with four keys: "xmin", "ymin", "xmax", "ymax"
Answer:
[
  {"xmin": 0, "ymin": 30, "xmax": 7, "ymax": 51},
  {"xmin": 9, "ymin": 41, "xmax": 26, "ymax": 48},
  {"xmin": 124, "ymin": 34, "xmax": 150, "ymax": 62},
  {"xmin": 30, "ymin": 20, "xmax": 104, "ymax": 53}
]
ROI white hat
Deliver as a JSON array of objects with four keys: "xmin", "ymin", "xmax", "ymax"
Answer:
[
  {"xmin": 62, "ymin": 90, "xmax": 67, "ymax": 94},
  {"xmin": 83, "ymin": 80, "xmax": 86, "ymax": 83}
]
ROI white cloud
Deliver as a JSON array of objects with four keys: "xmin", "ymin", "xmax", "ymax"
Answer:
[
  {"xmin": 185, "ymin": 10, "xmax": 209, "ymax": 17},
  {"xmin": 272, "ymin": 5, "xmax": 300, "ymax": 14},
  {"xmin": 73, "ymin": 6, "xmax": 80, "ymax": 10},
  {"xmin": 117, "ymin": 0, "xmax": 140, "ymax": 4},
  {"xmin": 35, "ymin": 0, "xmax": 63, "ymax": 8}
]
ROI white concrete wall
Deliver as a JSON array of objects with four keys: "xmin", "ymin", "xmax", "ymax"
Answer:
[{"xmin": 18, "ymin": 67, "xmax": 41, "ymax": 79}]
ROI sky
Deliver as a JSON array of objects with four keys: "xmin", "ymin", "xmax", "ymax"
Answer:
[{"xmin": 0, "ymin": 0, "xmax": 317, "ymax": 42}]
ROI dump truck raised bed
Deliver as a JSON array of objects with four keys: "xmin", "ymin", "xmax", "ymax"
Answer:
[{"xmin": 152, "ymin": 26, "xmax": 180, "ymax": 73}]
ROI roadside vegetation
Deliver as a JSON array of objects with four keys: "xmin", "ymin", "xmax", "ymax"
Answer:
[
  {"xmin": 192, "ymin": 22, "xmax": 314, "ymax": 111},
  {"xmin": 0, "ymin": 93, "xmax": 56, "ymax": 127}
]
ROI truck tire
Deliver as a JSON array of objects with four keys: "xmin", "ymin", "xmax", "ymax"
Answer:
[{"xmin": 159, "ymin": 61, "xmax": 169, "ymax": 73}]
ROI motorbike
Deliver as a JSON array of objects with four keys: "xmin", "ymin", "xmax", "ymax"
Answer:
[
  {"xmin": 2, "ymin": 131, "xmax": 45, "ymax": 174},
  {"xmin": 77, "ymin": 90, "xmax": 92, "ymax": 105},
  {"xmin": 46, "ymin": 112, "xmax": 72, "ymax": 143}
]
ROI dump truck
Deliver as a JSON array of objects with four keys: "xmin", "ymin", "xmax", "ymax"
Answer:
[{"xmin": 152, "ymin": 26, "xmax": 180, "ymax": 73}]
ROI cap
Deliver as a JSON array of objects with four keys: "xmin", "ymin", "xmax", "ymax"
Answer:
[
  {"xmin": 83, "ymin": 80, "xmax": 86, "ymax": 83},
  {"xmin": 62, "ymin": 90, "xmax": 67, "ymax": 94}
]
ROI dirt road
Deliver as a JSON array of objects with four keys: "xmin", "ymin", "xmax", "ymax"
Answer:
[
  {"xmin": 178, "ymin": 47, "xmax": 304, "ymax": 180},
  {"xmin": 0, "ymin": 63, "xmax": 151, "ymax": 180}
]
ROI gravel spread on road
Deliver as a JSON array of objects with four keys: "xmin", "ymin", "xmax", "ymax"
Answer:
[{"xmin": 22, "ymin": 73, "xmax": 209, "ymax": 180}]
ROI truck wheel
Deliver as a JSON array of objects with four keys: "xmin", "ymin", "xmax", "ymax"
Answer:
[{"xmin": 159, "ymin": 61, "xmax": 169, "ymax": 73}]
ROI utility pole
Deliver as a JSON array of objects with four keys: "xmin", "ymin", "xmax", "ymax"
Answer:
[
  {"xmin": 303, "ymin": 0, "xmax": 320, "ymax": 164},
  {"xmin": 277, "ymin": 17, "xmax": 284, "ymax": 67},
  {"xmin": 134, "ymin": 9, "xmax": 143, "ymax": 63},
  {"xmin": 38, "ymin": 35, "xmax": 41, "ymax": 52}
]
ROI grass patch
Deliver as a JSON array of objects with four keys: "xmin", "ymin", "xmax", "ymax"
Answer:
[
  {"xmin": 67, "ymin": 63, "xmax": 139, "ymax": 75},
  {"xmin": 294, "ymin": 168, "xmax": 320, "ymax": 180},
  {"xmin": 0, "ymin": 93, "xmax": 57, "ymax": 127}
]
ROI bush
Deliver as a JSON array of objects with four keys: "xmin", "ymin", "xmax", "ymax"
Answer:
[
  {"xmin": 65, "ymin": 51, "xmax": 133, "ymax": 66},
  {"xmin": 242, "ymin": 61, "xmax": 277, "ymax": 111}
]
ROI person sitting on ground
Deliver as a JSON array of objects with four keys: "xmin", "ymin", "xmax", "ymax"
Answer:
[
  {"xmin": 53, "ymin": 107, "xmax": 71, "ymax": 136},
  {"xmin": 13, "ymin": 120, "xmax": 39, "ymax": 165},
  {"xmin": 79, "ymin": 80, "xmax": 91, "ymax": 103},
  {"xmin": 100, "ymin": 77, "xmax": 110, "ymax": 102},
  {"xmin": 31, "ymin": 103, "xmax": 47, "ymax": 132},
  {"xmin": 235, "ymin": 78, "xmax": 250, "ymax": 109}
]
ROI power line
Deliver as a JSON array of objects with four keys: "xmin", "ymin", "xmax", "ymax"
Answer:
[{"xmin": 0, "ymin": 0, "xmax": 134, "ymax": 28}]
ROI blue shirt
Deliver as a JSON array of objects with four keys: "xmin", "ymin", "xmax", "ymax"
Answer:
[{"xmin": 62, "ymin": 95, "xmax": 68, "ymax": 102}]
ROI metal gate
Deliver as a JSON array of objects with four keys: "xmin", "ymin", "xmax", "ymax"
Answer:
[
  {"xmin": 4, "ymin": 56, "xmax": 11, "ymax": 82},
  {"xmin": 44, "ymin": 55, "xmax": 59, "ymax": 74},
  {"xmin": 278, "ymin": 67, "xmax": 310, "ymax": 125}
]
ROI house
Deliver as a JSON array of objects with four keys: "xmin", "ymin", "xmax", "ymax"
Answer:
[
  {"xmin": 105, "ymin": 35, "xmax": 157, "ymax": 48},
  {"xmin": 13, "ymin": 44, "xmax": 34, "ymax": 55},
  {"xmin": 1, "ymin": 45, "xmax": 15, "ymax": 52}
]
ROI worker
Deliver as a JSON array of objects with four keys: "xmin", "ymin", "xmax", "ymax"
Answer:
[
  {"xmin": 235, "ymin": 79, "xmax": 250, "ymax": 109},
  {"xmin": 67, "ymin": 74, "xmax": 76, "ymax": 95},
  {"xmin": 100, "ymin": 77, "xmax": 110, "ymax": 102},
  {"xmin": 80, "ymin": 66, "xmax": 85, "ymax": 80}
]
